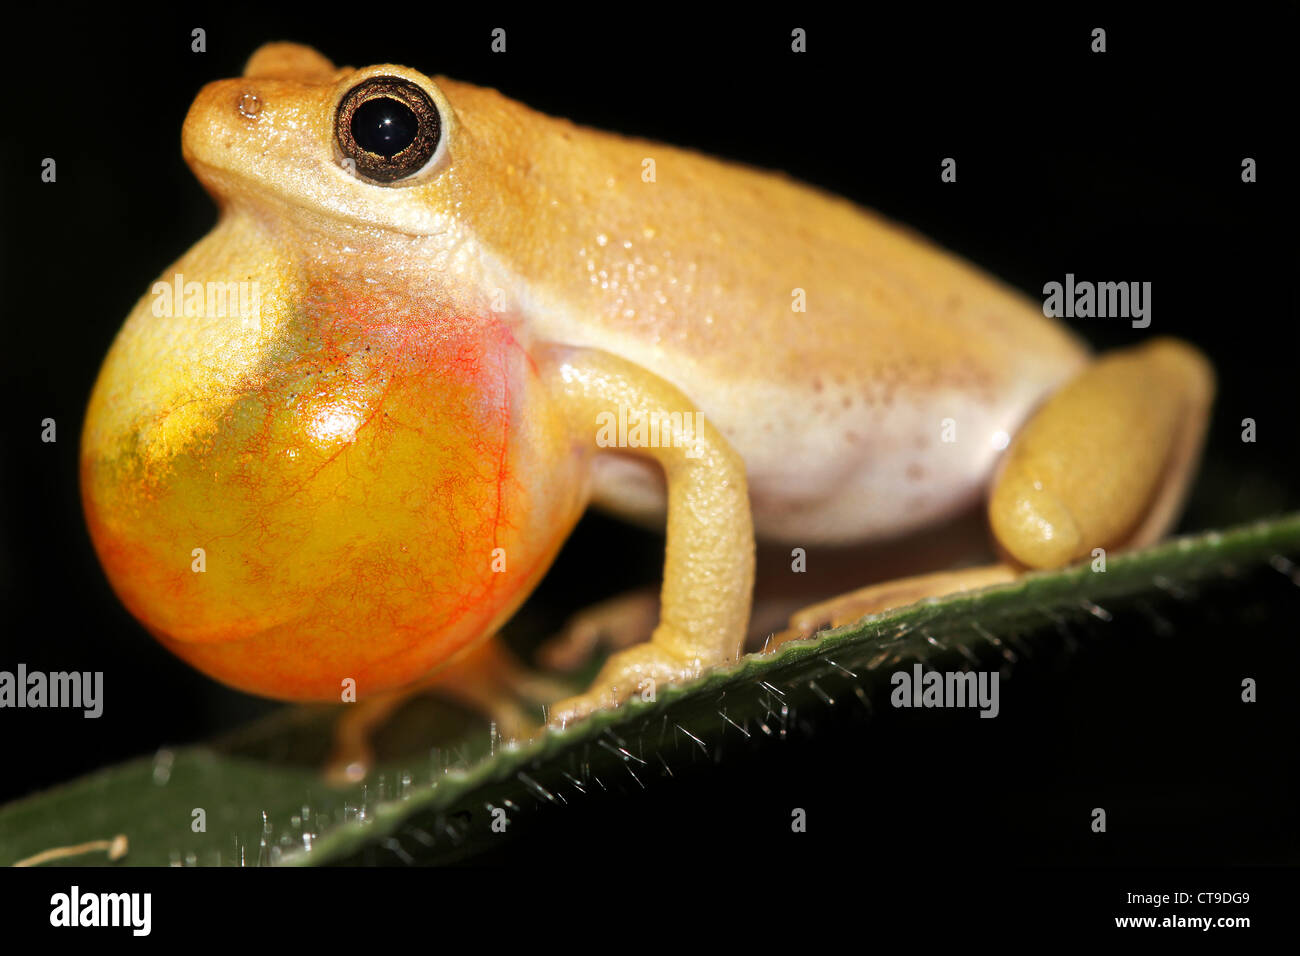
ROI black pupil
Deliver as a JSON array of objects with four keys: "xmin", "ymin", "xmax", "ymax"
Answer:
[{"xmin": 351, "ymin": 97, "xmax": 419, "ymax": 158}]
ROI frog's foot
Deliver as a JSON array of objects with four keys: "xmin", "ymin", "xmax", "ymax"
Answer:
[
  {"xmin": 325, "ymin": 638, "xmax": 565, "ymax": 784},
  {"xmin": 767, "ymin": 563, "xmax": 1019, "ymax": 651},
  {"xmin": 547, "ymin": 631, "xmax": 709, "ymax": 729},
  {"xmin": 536, "ymin": 588, "xmax": 660, "ymax": 671}
]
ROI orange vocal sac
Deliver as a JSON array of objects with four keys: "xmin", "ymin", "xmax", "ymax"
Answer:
[{"xmin": 82, "ymin": 269, "xmax": 579, "ymax": 701}]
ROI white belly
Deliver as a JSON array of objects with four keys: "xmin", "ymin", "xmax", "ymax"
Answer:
[{"xmin": 588, "ymin": 368, "xmax": 1074, "ymax": 545}]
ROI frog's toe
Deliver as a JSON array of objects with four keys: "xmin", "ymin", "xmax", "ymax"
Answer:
[
  {"xmin": 546, "ymin": 690, "xmax": 610, "ymax": 729},
  {"xmin": 767, "ymin": 564, "xmax": 1021, "ymax": 652},
  {"xmin": 324, "ymin": 688, "xmax": 415, "ymax": 785},
  {"xmin": 546, "ymin": 638, "xmax": 705, "ymax": 729}
]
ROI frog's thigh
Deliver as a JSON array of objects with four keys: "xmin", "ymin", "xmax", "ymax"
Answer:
[
  {"xmin": 771, "ymin": 338, "xmax": 1213, "ymax": 646},
  {"xmin": 537, "ymin": 346, "xmax": 756, "ymax": 728},
  {"xmin": 989, "ymin": 337, "xmax": 1213, "ymax": 568}
]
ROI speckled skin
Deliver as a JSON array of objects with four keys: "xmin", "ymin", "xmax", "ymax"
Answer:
[
  {"xmin": 178, "ymin": 44, "xmax": 1089, "ymax": 544},
  {"xmin": 434, "ymin": 80, "xmax": 1093, "ymax": 542},
  {"xmin": 80, "ymin": 44, "xmax": 1209, "ymax": 724}
]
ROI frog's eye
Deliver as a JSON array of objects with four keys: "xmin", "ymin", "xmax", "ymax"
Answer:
[{"xmin": 335, "ymin": 76, "xmax": 442, "ymax": 184}]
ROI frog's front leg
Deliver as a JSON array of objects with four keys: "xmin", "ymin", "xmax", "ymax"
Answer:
[
  {"xmin": 537, "ymin": 587, "xmax": 661, "ymax": 671},
  {"xmin": 538, "ymin": 346, "xmax": 756, "ymax": 728},
  {"xmin": 775, "ymin": 337, "xmax": 1214, "ymax": 642},
  {"xmin": 325, "ymin": 637, "xmax": 570, "ymax": 783}
]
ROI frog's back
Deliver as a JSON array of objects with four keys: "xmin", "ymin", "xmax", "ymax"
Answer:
[{"xmin": 442, "ymin": 80, "xmax": 1089, "ymax": 543}]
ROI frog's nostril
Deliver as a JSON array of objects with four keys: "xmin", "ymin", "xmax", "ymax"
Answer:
[{"xmin": 236, "ymin": 91, "xmax": 262, "ymax": 119}]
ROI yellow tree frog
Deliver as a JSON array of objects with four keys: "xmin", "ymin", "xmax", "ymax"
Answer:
[{"xmin": 81, "ymin": 44, "xmax": 1213, "ymax": 771}]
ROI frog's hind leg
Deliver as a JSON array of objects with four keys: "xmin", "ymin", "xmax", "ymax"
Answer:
[
  {"xmin": 771, "ymin": 338, "xmax": 1214, "ymax": 647},
  {"xmin": 988, "ymin": 337, "xmax": 1214, "ymax": 568},
  {"xmin": 324, "ymin": 637, "xmax": 567, "ymax": 784}
]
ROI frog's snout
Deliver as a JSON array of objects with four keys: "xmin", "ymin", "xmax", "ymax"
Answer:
[
  {"xmin": 182, "ymin": 43, "xmax": 340, "ymax": 176},
  {"xmin": 181, "ymin": 74, "xmax": 336, "ymax": 201}
]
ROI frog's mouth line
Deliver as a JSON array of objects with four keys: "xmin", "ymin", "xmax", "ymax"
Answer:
[{"xmin": 185, "ymin": 153, "xmax": 458, "ymax": 241}]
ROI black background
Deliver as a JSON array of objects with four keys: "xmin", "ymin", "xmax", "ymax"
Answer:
[{"xmin": 1, "ymin": 3, "xmax": 1297, "ymax": 879}]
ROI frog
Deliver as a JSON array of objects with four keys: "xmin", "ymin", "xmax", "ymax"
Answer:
[{"xmin": 80, "ymin": 43, "xmax": 1214, "ymax": 777}]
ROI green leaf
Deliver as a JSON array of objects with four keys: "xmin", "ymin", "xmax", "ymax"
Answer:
[{"xmin": 3, "ymin": 513, "xmax": 1298, "ymax": 866}]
